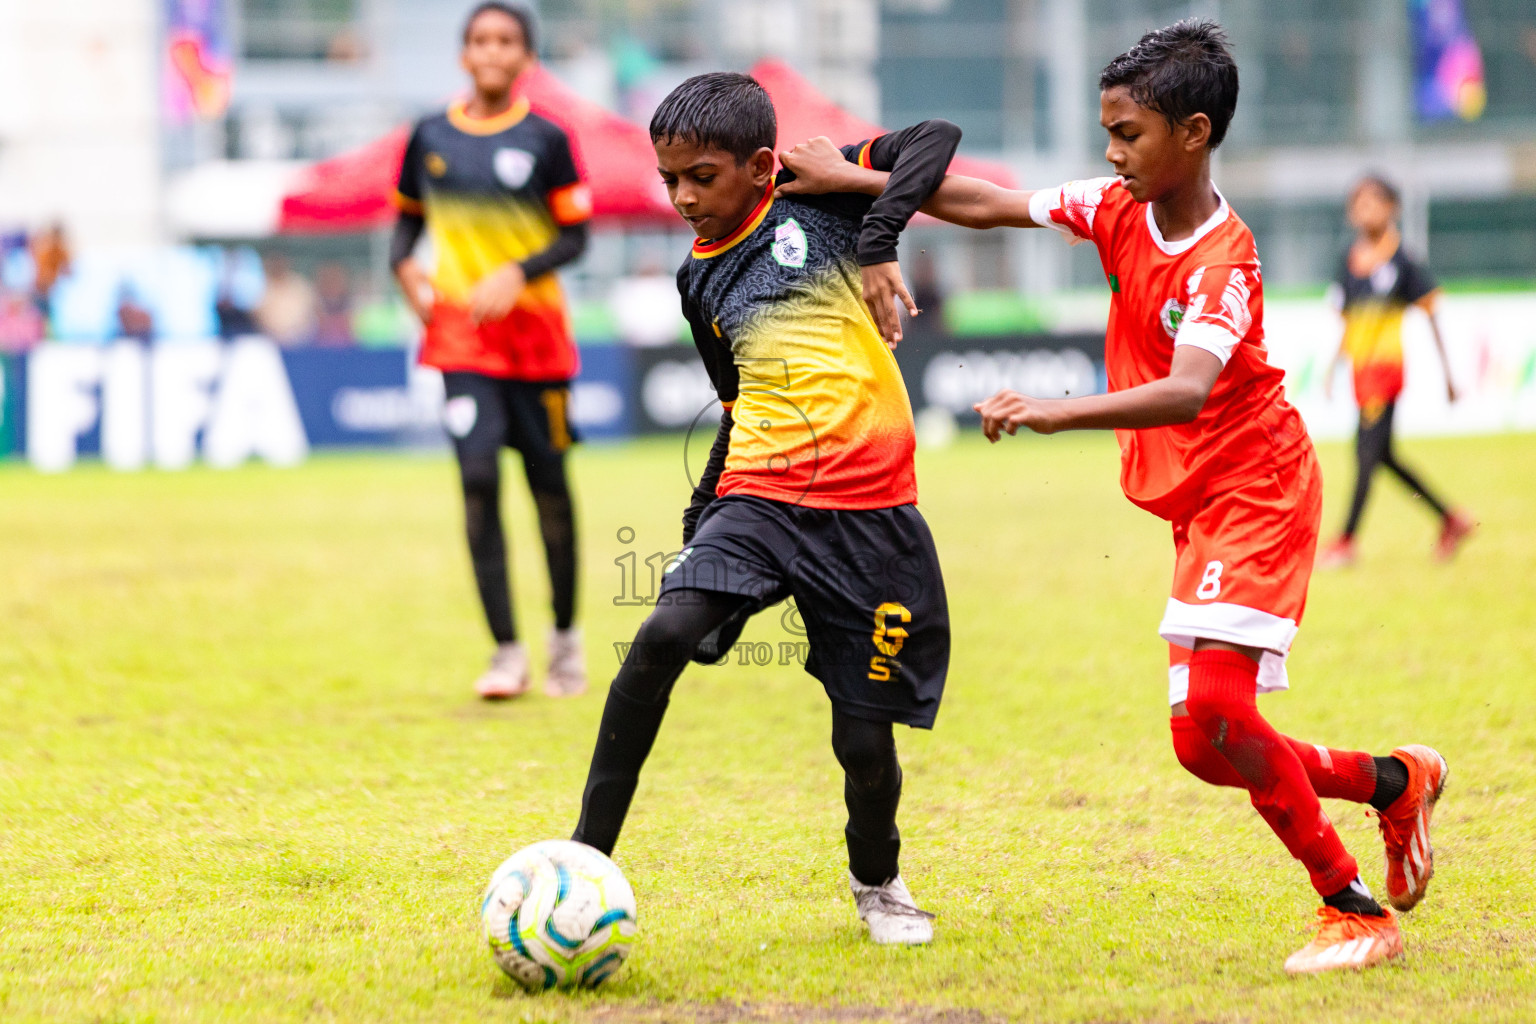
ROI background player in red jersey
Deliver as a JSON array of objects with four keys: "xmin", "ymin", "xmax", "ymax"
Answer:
[
  {"xmin": 1316, "ymin": 174, "xmax": 1475, "ymax": 569},
  {"xmin": 780, "ymin": 20, "xmax": 1448, "ymax": 975},
  {"xmin": 391, "ymin": 3, "xmax": 592, "ymax": 700}
]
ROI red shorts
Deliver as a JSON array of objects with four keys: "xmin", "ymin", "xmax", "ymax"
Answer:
[{"xmin": 1161, "ymin": 446, "xmax": 1323, "ymax": 705}]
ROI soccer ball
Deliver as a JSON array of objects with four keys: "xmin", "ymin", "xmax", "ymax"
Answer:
[{"xmin": 480, "ymin": 839, "xmax": 638, "ymax": 991}]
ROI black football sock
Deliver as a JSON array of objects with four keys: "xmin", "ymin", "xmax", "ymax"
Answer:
[
  {"xmin": 463, "ymin": 469, "xmax": 515, "ymax": 644},
  {"xmin": 571, "ymin": 687, "xmax": 669, "ymax": 856},
  {"xmin": 833, "ymin": 712, "xmax": 902, "ymax": 886},
  {"xmin": 531, "ymin": 488, "xmax": 577, "ymax": 632},
  {"xmin": 1369, "ymin": 755, "xmax": 1410, "ymax": 811},
  {"xmin": 570, "ymin": 591, "xmax": 749, "ymax": 855},
  {"xmin": 1323, "ymin": 876, "xmax": 1386, "ymax": 917}
]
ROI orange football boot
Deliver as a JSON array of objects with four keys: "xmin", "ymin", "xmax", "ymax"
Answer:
[
  {"xmin": 1284, "ymin": 906, "xmax": 1403, "ymax": 974},
  {"xmin": 1375, "ymin": 744, "xmax": 1449, "ymax": 911}
]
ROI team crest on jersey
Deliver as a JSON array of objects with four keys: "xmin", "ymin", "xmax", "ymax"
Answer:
[
  {"xmin": 1159, "ymin": 298, "xmax": 1186, "ymax": 338},
  {"xmin": 425, "ymin": 152, "xmax": 448, "ymax": 177},
  {"xmin": 772, "ymin": 218, "xmax": 807, "ymax": 268},
  {"xmin": 493, "ymin": 147, "xmax": 536, "ymax": 189}
]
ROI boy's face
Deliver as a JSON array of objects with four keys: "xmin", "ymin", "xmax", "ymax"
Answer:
[
  {"xmin": 1099, "ymin": 86, "xmax": 1209, "ymax": 204},
  {"xmin": 461, "ymin": 11, "xmax": 533, "ymax": 96},
  {"xmin": 655, "ymin": 139, "xmax": 776, "ymax": 241},
  {"xmin": 1347, "ymin": 184, "xmax": 1397, "ymax": 236}
]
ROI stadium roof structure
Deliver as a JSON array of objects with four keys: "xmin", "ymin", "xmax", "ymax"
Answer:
[
  {"xmin": 275, "ymin": 65, "xmax": 676, "ymax": 235},
  {"xmin": 749, "ymin": 58, "xmax": 1016, "ymax": 192}
]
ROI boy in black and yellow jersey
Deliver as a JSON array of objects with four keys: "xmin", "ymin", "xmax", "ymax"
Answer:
[
  {"xmin": 1316, "ymin": 175, "xmax": 1475, "ymax": 568},
  {"xmin": 570, "ymin": 72, "xmax": 960, "ymax": 945},
  {"xmin": 391, "ymin": 2, "xmax": 592, "ymax": 700}
]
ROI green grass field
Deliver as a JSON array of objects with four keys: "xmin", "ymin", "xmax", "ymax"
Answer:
[{"xmin": 2, "ymin": 430, "xmax": 1532, "ymax": 1024}]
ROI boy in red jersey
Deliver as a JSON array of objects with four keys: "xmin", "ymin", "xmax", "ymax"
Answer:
[
  {"xmin": 780, "ymin": 20, "xmax": 1447, "ymax": 974},
  {"xmin": 391, "ymin": 3, "xmax": 591, "ymax": 700}
]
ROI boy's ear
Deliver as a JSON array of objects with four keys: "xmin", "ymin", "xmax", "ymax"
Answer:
[
  {"xmin": 748, "ymin": 147, "xmax": 777, "ymax": 187},
  {"xmin": 1182, "ymin": 112, "xmax": 1213, "ymax": 152}
]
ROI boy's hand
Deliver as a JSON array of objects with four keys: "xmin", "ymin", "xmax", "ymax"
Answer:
[
  {"xmin": 394, "ymin": 258, "xmax": 437, "ymax": 324},
  {"xmin": 975, "ymin": 389, "xmax": 1059, "ymax": 441},
  {"xmin": 469, "ymin": 262, "xmax": 526, "ymax": 324},
  {"xmin": 860, "ymin": 262, "xmax": 919, "ymax": 348},
  {"xmin": 776, "ymin": 136, "xmax": 862, "ymax": 197}
]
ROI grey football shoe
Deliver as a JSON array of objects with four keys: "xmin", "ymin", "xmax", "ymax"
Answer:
[
  {"xmin": 475, "ymin": 642, "xmax": 531, "ymax": 700},
  {"xmin": 544, "ymin": 627, "xmax": 588, "ymax": 697},
  {"xmin": 849, "ymin": 873, "xmax": 934, "ymax": 945}
]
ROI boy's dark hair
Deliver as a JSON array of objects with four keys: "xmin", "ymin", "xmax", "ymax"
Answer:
[
  {"xmin": 1099, "ymin": 19, "xmax": 1238, "ymax": 149},
  {"xmin": 462, "ymin": 1, "xmax": 536, "ymax": 52},
  {"xmin": 1353, "ymin": 173, "xmax": 1401, "ymax": 208},
  {"xmin": 649, "ymin": 72, "xmax": 776, "ymax": 165}
]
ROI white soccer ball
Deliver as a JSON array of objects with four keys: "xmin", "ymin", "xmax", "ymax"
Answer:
[{"xmin": 480, "ymin": 839, "xmax": 638, "ymax": 991}]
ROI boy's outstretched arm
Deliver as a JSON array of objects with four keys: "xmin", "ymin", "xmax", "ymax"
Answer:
[
  {"xmin": 975, "ymin": 346, "xmax": 1224, "ymax": 440},
  {"xmin": 778, "ymin": 138, "xmax": 1038, "ymax": 230}
]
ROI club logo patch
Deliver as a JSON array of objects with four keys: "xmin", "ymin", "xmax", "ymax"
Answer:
[
  {"xmin": 425, "ymin": 152, "xmax": 448, "ymax": 177},
  {"xmin": 493, "ymin": 147, "xmax": 536, "ymax": 189},
  {"xmin": 772, "ymin": 218, "xmax": 807, "ymax": 268},
  {"xmin": 443, "ymin": 395, "xmax": 478, "ymax": 438},
  {"xmin": 1159, "ymin": 298, "xmax": 1186, "ymax": 338}
]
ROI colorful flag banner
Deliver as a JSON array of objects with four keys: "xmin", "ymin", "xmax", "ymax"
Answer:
[
  {"xmin": 1411, "ymin": 0, "xmax": 1486, "ymax": 122},
  {"xmin": 164, "ymin": 0, "xmax": 233, "ymax": 124}
]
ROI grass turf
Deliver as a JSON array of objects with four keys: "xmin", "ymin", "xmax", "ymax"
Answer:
[{"xmin": 0, "ymin": 430, "xmax": 1531, "ymax": 1023}]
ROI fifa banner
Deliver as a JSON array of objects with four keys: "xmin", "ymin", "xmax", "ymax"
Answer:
[{"xmin": 8, "ymin": 339, "xmax": 634, "ymax": 471}]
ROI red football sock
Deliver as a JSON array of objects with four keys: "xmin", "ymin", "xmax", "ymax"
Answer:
[
  {"xmin": 1184, "ymin": 648, "xmax": 1359, "ymax": 898},
  {"xmin": 1170, "ymin": 714, "xmax": 1244, "ymax": 787},
  {"xmin": 1287, "ymin": 740, "xmax": 1377, "ymax": 803},
  {"xmin": 1170, "ymin": 716, "xmax": 1378, "ymax": 803}
]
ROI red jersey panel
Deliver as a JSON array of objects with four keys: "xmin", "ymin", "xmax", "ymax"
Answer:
[{"xmin": 1030, "ymin": 178, "xmax": 1310, "ymax": 520}]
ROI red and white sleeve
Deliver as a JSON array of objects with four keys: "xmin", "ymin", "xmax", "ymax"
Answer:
[
  {"xmin": 1173, "ymin": 263, "xmax": 1260, "ymax": 366},
  {"xmin": 1026, "ymin": 177, "xmax": 1120, "ymax": 243}
]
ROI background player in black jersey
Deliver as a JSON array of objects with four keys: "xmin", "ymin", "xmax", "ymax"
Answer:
[
  {"xmin": 391, "ymin": 2, "xmax": 593, "ymax": 699},
  {"xmin": 570, "ymin": 73, "xmax": 960, "ymax": 945},
  {"xmin": 1317, "ymin": 175, "xmax": 1475, "ymax": 568}
]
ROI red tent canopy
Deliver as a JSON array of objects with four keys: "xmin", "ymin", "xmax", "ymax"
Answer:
[
  {"xmin": 750, "ymin": 58, "xmax": 1016, "ymax": 189},
  {"xmin": 278, "ymin": 65, "xmax": 674, "ymax": 234}
]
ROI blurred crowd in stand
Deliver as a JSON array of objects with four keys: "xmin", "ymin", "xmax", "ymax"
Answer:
[
  {"xmin": 0, "ymin": 222, "xmax": 955, "ymax": 355},
  {"xmin": 0, "ymin": 224, "xmax": 374, "ymax": 352}
]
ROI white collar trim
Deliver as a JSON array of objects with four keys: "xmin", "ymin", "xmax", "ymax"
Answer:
[{"xmin": 1143, "ymin": 187, "xmax": 1229, "ymax": 256}]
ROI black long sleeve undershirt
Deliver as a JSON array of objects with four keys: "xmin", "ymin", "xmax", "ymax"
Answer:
[
  {"xmin": 388, "ymin": 214, "xmax": 589, "ymax": 280},
  {"xmin": 520, "ymin": 222, "xmax": 589, "ymax": 280},
  {"xmin": 682, "ymin": 407, "xmax": 733, "ymax": 545},
  {"xmin": 854, "ymin": 119, "xmax": 961, "ymax": 266},
  {"xmin": 389, "ymin": 212, "xmax": 424, "ymax": 269}
]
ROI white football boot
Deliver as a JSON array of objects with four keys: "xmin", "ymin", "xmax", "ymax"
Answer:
[
  {"xmin": 849, "ymin": 873, "xmax": 934, "ymax": 945},
  {"xmin": 475, "ymin": 641, "xmax": 531, "ymax": 700},
  {"xmin": 544, "ymin": 627, "xmax": 588, "ymax": 698}
]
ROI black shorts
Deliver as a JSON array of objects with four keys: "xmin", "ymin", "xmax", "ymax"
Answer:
[
  {"xmin": 441, "ymin": 371, "xmax": 575, "ymax": 464},
  {"xmin": 659, "ymin": 495, "xmax": 950, "ymax": 729}
]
